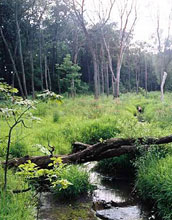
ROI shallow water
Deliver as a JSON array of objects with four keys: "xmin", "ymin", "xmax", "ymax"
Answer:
[{"xmin": 38, "ymin": 162, "xmax": 156, "ymax": 220}]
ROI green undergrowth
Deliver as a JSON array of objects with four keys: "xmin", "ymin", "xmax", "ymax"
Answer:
[
  {"xmin": 135, "ymin": 150, "xmax": 172, "ymax": 220},
  {"xmin": 1, "ymin": 92, "xmax": 172, "ymax": 219},
  {"xmin": 52, "ymin": 165, "xmax": 93, "ymax": 199},
  {"xmin": 0, "ymin": 167, "xmax": 35, "ymax": 220},
  {"xmin": 1, "ymin": 93, "xmax": 172, "ymax": 158},
  {"xmin": 95, "ymin": 154, "xmax": 135, "ymax": 176}
]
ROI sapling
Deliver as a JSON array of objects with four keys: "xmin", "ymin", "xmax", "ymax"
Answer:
[{"xmin": 0, "ymin": 82, "xmax": 38, "ymax": 190}]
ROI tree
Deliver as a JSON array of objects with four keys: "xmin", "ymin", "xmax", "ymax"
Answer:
[
  {"xmin": 115, "ymin": 0, "xmax": 137, "ymax": 97},
  {"xmin": 57, "ymin": 54, "xmax": 81, "ymax": 97},
  {"xmin": 155, "ymin": 5, "xmax": 172, "ymax": 101},
  {"xmin": 71, "ymin": 0, "xmax": 115, "ymax": 99},
  {"xmin": 0, "ymin": 82, "xmax": 35, "ymax": 190}
]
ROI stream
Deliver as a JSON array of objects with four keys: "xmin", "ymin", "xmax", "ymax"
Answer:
[{"xmin": 38, "ymin": 162, "xmax": 156, "ymax": 220}]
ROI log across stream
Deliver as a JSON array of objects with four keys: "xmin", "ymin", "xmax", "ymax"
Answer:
[
  {"xmin": 38, "ymin": 162, "xmax": 157, "ymax": 220},
  {"xmin": 6, "ymin": 134, "xmax": 172, "ymax": 168}
]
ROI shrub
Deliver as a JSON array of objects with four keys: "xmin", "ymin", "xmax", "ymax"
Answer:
[
  {"xmin": 10, "ymin": 141, "xmax": 28, "ymax": 157},
  {"xmin": 95, "ymin": 154, "xmax": 134, "ymax": 175},
  {"xmin": 52, "ymin": 165, "xmax": 92, "ymax": 199}
]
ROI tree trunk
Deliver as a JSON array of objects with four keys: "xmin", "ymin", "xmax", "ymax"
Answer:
[
  {"xmin": 105, "ymin": 63, "xmax": 109, "ymax": 97},
  {"xmin": 111, "ymin": 70, "xmax": 115, "ymax": 97},
  {"xmin": 116, "ymin": 57, "xmax": 121, "ymax": 97},
  {"xmin": 16, "ymin": 14, "xmax": 28, "ymax": 98},
  {"xmin": 100, "ymin": 45, "xmax": 105, "ymax": 94},
  {"xmin": 39, "ymin": 26, "xmax": 44, "ymax": 91},
  {"xmin": 30, "ymin": 50, "xmax": 35, "ymax": 99},
  {"xmin": 44, "ymin": 56, "xmax": 48, "ymax": 90},
  {"xmin": 144, "ymin": 55, "xmax": 148, "ymax": 95},
  {"xmin": 5, "ymin": 134, "xmax": 172, "ymax": 168},
  {"xmin": 91, "ymin": 49, "xmax": 99, "ymax": 99},
  {"xmin": 161, "ymin": 72, "xmax": 167, "ymax": 102},
  {"xmin": 47, "ymin": 67, "xmax": 52, "ymax": 91},
  {"xmin": 0, "ymin": 27, "xmax": 25, "ymax": 99},
  {"xmin": 102, "ymin": 35, "xmax": 116, "ymax": 97}
]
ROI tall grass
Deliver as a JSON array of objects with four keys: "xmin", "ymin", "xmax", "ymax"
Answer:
[
  {"xmin": 0, "ymin": 167, "xmax": 35, "ymax": 220},
  {"xmin": 136, "ymin": 154, "xmax": 172, "ymax": 220}
]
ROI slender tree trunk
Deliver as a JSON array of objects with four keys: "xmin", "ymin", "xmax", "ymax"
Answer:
[
  {"xmin": 144, "ymin": 55, "xmax": 148, "ymax": 95},
  {"xmin": 97, "ymin": 62, "xmax": 101, "ymax": 95},
  {"xmin": 91, "ymin": 49, "xmax": 99, "ymax": 99},
  {"xmin": 111, "ymin": 70, "xmax": 115, "ymax": 97},
  {"xmin": 105, "ymin": 63, "xmax": 109, "ymax": 97},
  {"xmin": 44, "ymin": 56, "xmax": 48, "ymax": 90},
  {"xmin": 0, "ymin": 27, "xmax": 25, "ymax": 99},
  {"xmin": 39, "ymin": 26, "xmax": 44, "ymax": 90},
  {"xmin": 30, "ymin": 51, "xmax": 35, "ymax": 99},
  {"xmin": 47, "ymin": 67, "xmax": 52, "ymax": 91},
  {"xmin": 102, "ymin": 34, "xmax": 116, "ymax": 97},
  {"xmin": 161, "ymin": 72, "xmax": 167, "ymax": 102},
  {"xmin": 136, "ymin": 69, "xmax": 139, "ymax": 94},
  {"xmin": 16, "ymin": 14, "xmax": 28, "ymax": 98},
  {"xmin": 116, "ymin": 57, "xmax": 122, "ymax": 97},
  {"xmin": 100, "ymin": 44, "xmax": 105, "ymax": 94}
]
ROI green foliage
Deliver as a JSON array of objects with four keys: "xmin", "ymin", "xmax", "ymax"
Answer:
[
  {"xmin": 37, "ymin": 90, "xmax": 63, "ymax": 103},
  {"xmin": 17, "ymin": 158, "xmax": 72, "ymax": 191},
  {"xmin": 52, "ymin": 165, "xmax": 92, "ymax": 199},
  {"xmin": 10, "ymin": 141, "xmax": 28, "ymax": 158},
  {"xmin": 95, "ymin": 154, "xmax": 134, "ymax": 175},
  {"xmin": 0, "ymin": 82, "xmax": 18, "ymax": 100},
  {"xmin": 0, "ymin": 166, "xmax": 35, "ymax": 220},
  {"xmin": 1, "ymin": 93, "xmax": 172, "ymax": 219},
  {"xmin": 136, "ymin": 153, "xmax": 172, "ymax": 220},
  {"xmin": 57, "ymin": 54, "xmax": 82, "ymax": 95}
]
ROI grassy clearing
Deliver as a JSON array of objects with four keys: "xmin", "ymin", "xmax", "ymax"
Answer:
[
  {"xmin": 1, "ymin": 93, "xmax": 171, "ymax": 157},
  {"xmin": 1, "ymin": 92, "xmax": 172, "ymax": 219}
]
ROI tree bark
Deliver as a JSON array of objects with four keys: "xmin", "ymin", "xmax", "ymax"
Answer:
[
  {"xmin": 0, "ymin": 27, "xmax": 25, "ymax": 99},
  {"xmin": 5, "ymin": 134, "xmax": 172, "ymax": 168},
  {"xmin": 44, "ymin": 56, "xmax": 48, "ymax": 90},
  {"xmin": 144, "ymin": 55, "xmax": 148, "ymax": 95},
  {"xmin": 30, "ymin": 49, "xmax": 35, "ymax": 99},
  {"xmin": 161, "ymin": 72, "xmax": 167, "ymax": 102},
  {"xmin": 105, "ymin": 63, "xmax": 109, "ymax": 97},
  {"xmin": 16, "ymin": 12, "xmax": 28, "ymax": 98},
  {"xmin": 39, "ymin": 26, "xmax": 44, "ymax": 91}
]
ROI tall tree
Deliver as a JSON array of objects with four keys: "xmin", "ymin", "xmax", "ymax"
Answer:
[{"xmin": 115, "ymin": 0, "xmax": 137, "ymax": 97}]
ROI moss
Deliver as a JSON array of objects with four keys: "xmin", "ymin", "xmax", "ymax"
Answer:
[{"xmin": 39, "ymin": 198, "xmax": 97, "ymax": 220}]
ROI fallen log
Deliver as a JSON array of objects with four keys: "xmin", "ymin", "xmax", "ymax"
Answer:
[{"xmin": 4, "ymin": 135, "xmax": 172, "ymax": 168}]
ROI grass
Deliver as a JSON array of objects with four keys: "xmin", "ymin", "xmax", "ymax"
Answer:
[
  {"xmin": 1, "ymin": 92, "xmax": 172, "ymax": 219},
  {"xmin": 0, "ymin": 167, "xmax": 36, "ymax": 220},
  {"xmin": 136, "ymin": 153, "xmax": 172, "ymax": 220},
  {"xmin": 52, "ymin": 165, "xmax": 93, "ymax": 199}
]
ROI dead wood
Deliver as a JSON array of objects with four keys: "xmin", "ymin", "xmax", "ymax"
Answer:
[{"xmin": 3, "ymin": 135, "xmax": 172, "ymax": 168}]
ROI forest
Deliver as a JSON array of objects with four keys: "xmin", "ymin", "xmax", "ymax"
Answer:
[{"xmin": 0, "ymin": 0, "xmax": 172, "ymax": 220}]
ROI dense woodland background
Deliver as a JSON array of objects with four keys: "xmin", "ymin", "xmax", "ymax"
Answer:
[{"xmin": 1, "ymin": 0, "xmax": 172, "ymax": 99}]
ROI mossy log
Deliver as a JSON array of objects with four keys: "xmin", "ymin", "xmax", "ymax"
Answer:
[{"xmin": 4, "ymin": 135, "xmax": 172, "ymax": 168}]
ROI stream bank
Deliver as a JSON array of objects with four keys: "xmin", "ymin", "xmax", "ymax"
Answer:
[{"xmin": 38, "ymin": 162, "xmax": 157, "ymax": 220}]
